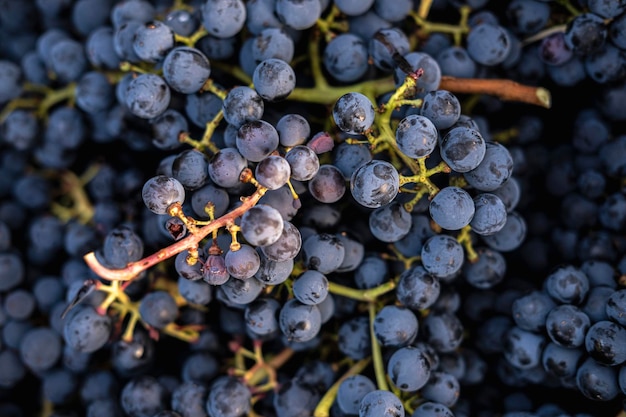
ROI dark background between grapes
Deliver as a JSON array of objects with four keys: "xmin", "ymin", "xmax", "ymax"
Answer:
[{"xmin": 4, "ymin": 2, "xmax": 626, "ymax": 416}]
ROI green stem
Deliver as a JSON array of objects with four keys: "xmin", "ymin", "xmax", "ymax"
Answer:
[
  {"xmin": 328, "ymin": 280, "xmax": 396, "ymax": 302},
  {"xmin": 313, "ymin": 357, "xmax": 372, "ymax": 417},
  {"xmin": 369, "ymin": 302, "xmax": 388, "ymax": 391}
]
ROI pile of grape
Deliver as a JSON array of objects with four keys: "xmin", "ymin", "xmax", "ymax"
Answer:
[{"xmin": 2, "ymin": 0, "xmax": 626, "ymax": 416}]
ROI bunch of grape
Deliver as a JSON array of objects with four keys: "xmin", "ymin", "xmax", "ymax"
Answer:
[{"xmin": 3, "ymin": 1, "xmax": 626, "ymax": 417}]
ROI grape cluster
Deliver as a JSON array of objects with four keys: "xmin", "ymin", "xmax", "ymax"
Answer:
[{"xmin": 3, "ymin": 1, "xmax": 626, "ymax": 417}]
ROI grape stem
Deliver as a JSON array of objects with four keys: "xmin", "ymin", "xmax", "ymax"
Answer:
[
  {"xmin": 439, "ymin": 76, "xmax": 552, "ymax": 108},
  {"xmin": 83, "ymin": 184, "xmax": 268, "ymax": 281},
  {"xmin": 312, "ymin": 357, "xmax": 372, "ymax": 417}
]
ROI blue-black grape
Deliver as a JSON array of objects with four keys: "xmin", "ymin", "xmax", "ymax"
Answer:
[
  {"xmin": 421, "ymin": 235, "xmax": 464, "ymax": 279},
  {"xmin": 308, "ymin": 164, "xmax": 346, "ymax": 204},
  {"xmin": 439, "ymin": 126, "xmax": 486, "ymax": 173},
  {"xmin": 576, "ymin": 357, "xmax": 620, "ymax": 401},
  {"xmin": 395, "ymin": 114, "xmax": 439, "ymax": 158},
  {"xmin": 275, "ymin": 0, "xmax": 321, "ymax": 30},
  {"xmin": 225, "ymin": 244, "xmax": 261, "ymax": 280},
  {"xmin": 470, "ymin": 193, "xmax": 508, "ymax": 235},
  {"xmin": 359, "ymin": 390, "xmax": 404, "ymax": 417},
  {"xmin": 133, "ymin": 20, "xmax": 175, "ymax": 63},
  {"xmin": 323, "ymin": 33, "xmax": 369, "ymax": 83},
  {"xmin": 350, "ymin": 160, "xmax": 400, "ymax": 208},
  {"xmin": 222, "ymin": 86, "xmax": 264, "ymax": 128},
  {"xmin": 240, "ymin": 204, "xmax": 284, "ymax": 247},
  {"xmin": 429, "ymin": 186, "xmax": 475, "ymax": 231},
  {"xmin": 333, "ymin": 92, "xmax": 376, "ymax": 135},
  {"xmin": 236, "ymin": 120, "xmax": 279, "ymax": 162},
  {"xmin": 545, "ymin": 304, "xmax": 590, "ymax": 348},
  {"xmin": 201, "ymin": 0, "xmax": 246, "ymax": 39},
  {"xmin": 373, "ymin": 305, "xmax": 418, "ymax": 348},
  {"xmin": 387, "ymin": 345, "xmax": 432, "ymax": 392},
  {"xmin": 292, "ymin": 270, "xmax": 328, "ymax": 305},
  {"xmin": 369, "ymin": 201, "xmax": 412, "ymax": 242},
  {"xmin": 279, "ymin": 298, "xmax": 321, "ymax": 342},
  {"xmin": 253, "ymin": 58, "xmax": 296, "ymax": 102},
  {"xmin": 125, "ymin": 73, "xmax": 171, "ymax": 119},
  {"xmin": 301, "ymin": 232, "xmax": 345, "ymax": 274},
  {"xmin": 255, "ymin": 155, "xmax": 291, "ymax": 190},
  {"xmin": 162, "ymin": 46, "xmax": 211, "ymax": 94},
  {"xmin": 138, "ymin": 290, "xmax": 179, "ymax": 329},
  {"xmin": 466, "ymin": 22, "xmax": 512, "ymax": 66},
  {"xmin": 336, "ymin": 374, "xmax": 376, "ymax": 415},
  {"xmin": 285, "ymin": 145, "xmax": 319, "ymax": 181},
  {"xmin": 63, "ymin": 304, "xmax": 112, "ymax": 353}
]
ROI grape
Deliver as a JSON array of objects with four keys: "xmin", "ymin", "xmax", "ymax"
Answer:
[
  {"xmin": 369, "ymin": 28, "xmax": 410, "ymax": 72},
  {"xmin": 207, "ymin": 147, "xmax": 248, "ymax": 188},
  {"xmin": 220, "ymin": 275, "xmax": 265, "ymax": 305},
  {"xmin": 464, "ymin": 141, "xmax": 514, "ymax": 191},
  {"xmin": 273, "ymin": 379, "xmax": 321, "ymax": 417},
  {"xmin": 292, "ymin": 270, "xmax": 328, "ymax": 305},
  {"xmin": 142, "ymin": 175, "xmax": 185, "ymax": 215},
  {"xmin": 225, "ymin": 244, "xmax": 261, "ymax": 280},
  {"xmin": 439, "ymin": 126, "xmax": 486, "ymax": 173},
  {"xmin": 236, "ymin": 120, "xmax": 279, "ymax": 162},
  {"xmin": 251, "ymin": 27, "xmax": 294, "ymax": 63},
  {"xmin": 132, "ymin": 20, "xmax": 175, "ymax": 63},
  {"xmin": 470, "ymin": 193, "xmax": 508, "ymax": 235},
  {"xmin": 19, "ymin": 327, "xmax": 62, "ymax": 373},
  {"xmin": 63, "ymin": 304, "xmax": 112, "ymax": 353},
  {"xmin": 369, "ymin": 201, "xmax": 412, "ymax": 242},
  {"xmin": 121, "ymin": 375, "xmax": 168, "ymax": 417},
  {"xmin": 275, "ymin": 0, "xmax": 321, "ymax": 30},
  {"xmin": 301, "ymin": 233, "xmax": 345, "ymax": 274},
  {"xmin": 308, "ymin": 164, "xmax": 346, "ymax": 204},
  {"xmin": 138, "ymin": 290, "xmax": 179, "ymax": 329},
  {"xmin": 396, "ymin": 265, "xmax": 440, "ymax": 311},
  {"xmin": 255, "ymin": 155, "xmax": 291, "ymax": 190},
  {"xmin": 125, "ymin": 73, "xmax": 171, "ymax": 119},
  {"xmin": 350, "ymin": 160, "xmax": 400, "ymax": 208},
  {"xmin": 244, "ymin": 297, "xmax": 281, "ymax": 337},
  {"xmin": 240, "ymin": 204, "xmax": 284, "ymax": 247},
  {"xmin": 334, "ymin": 0, "xmax": 375, "ymax": 16},
  {"xmin": 254, "ymin": 247, "xmax": 293, "ymax": 285},
  {"xmin": 436, "ymin": 46, "xmax": 477, "ymax": 78},
  {"xmin": 75, "ymin": 71, "xmax": 114, "ymax": 114},
  {"xmin": 359, "ymin": 390, "xmax": 404, "ymax": 417},
  {"xmin": 171, "ymin": 149, "xmax": 209, "ymax": 191},
  {"xmin": 323, "ymin": 33, "xmax": 369, "ymax": 83},
  {"xmin": 150, "ymin": 109, "xmax": 188, "ymax": 151},
  {"xmin": 374, "ymin": 305, "xmax": 418, "ymax": 348},
  {"xmin": 503, "ymin": 326, "xmax": 546, "ymax": 370},
  {"xmin": 222, "ymin": 86, "xmax": 264, "ymax": 128},
  {"xmin": 393, "ymin": 52, "xmax": 442, "ymax": 96},
  {"xmin": 388, "ymin": 347, "xmax": 432, "ymax": 392},
  {"xmin": 285, "ymin": 145, "xmax": 319, "ymax": 181},
  {"xmin": 421, "ymin": 235, "xmax": 464, "ymax": 279},
  {"xmin": 279, "ymin": 299, "xmax": 322, "ymax": 342},
  {"xmin": 585, "ymin": 320, "xmax": 626, "ymax": 366},
  {"xmin": 545, "ymin": 304, "xmax": 590, "ymax": 348},
  {"xmin": 463, "ymin": 246, "xmax": 507, "ymax": 289},
  {"xmin": 162, "ymin": 46, "xmax": 211, "ymax": 94},
  {"xmin": 422, "ymin": 311, "xmax": 464, "ymax": 353},
  {"xmin": 576, "ymin": 357, "xmax": 620, "ymax": 401},
  {"xmin": 466, "ymin": 22, "xmax": 512, "ymax": 66},
  {"xmin": 429, "ymin": 186, "xmax": 475, "ymax": 231},
  {"xmin": 395, "ymin": 114, "xmax": 439, "ymax": 158},
  {"xmin": 253, "ymin": 58, "xmax": 296, "ymax": 102},
  {"xmin": 420, "ymin": 90, "xmax": 461, "ymax": 130},
  {"xmin": 564, "ymin": 12, "xmax": 607, "ymax": 56},
  {"xmin": 260, "ymin": 220, "xmax": 302, "ymax": 262},
  {"xmin": 201, "ymin": 0, "xmax": 246, "ymax": 39},
  {"xmin": 276, "ymin": 113, "xmax": 310, "ymax": 147},
  {"xmin": 333, "ymin": 142, "xmax": 372, "ymax": 180},
  {"xmin": 333, "ymin": 92, "xmax": 376, "ymax": 135}
]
